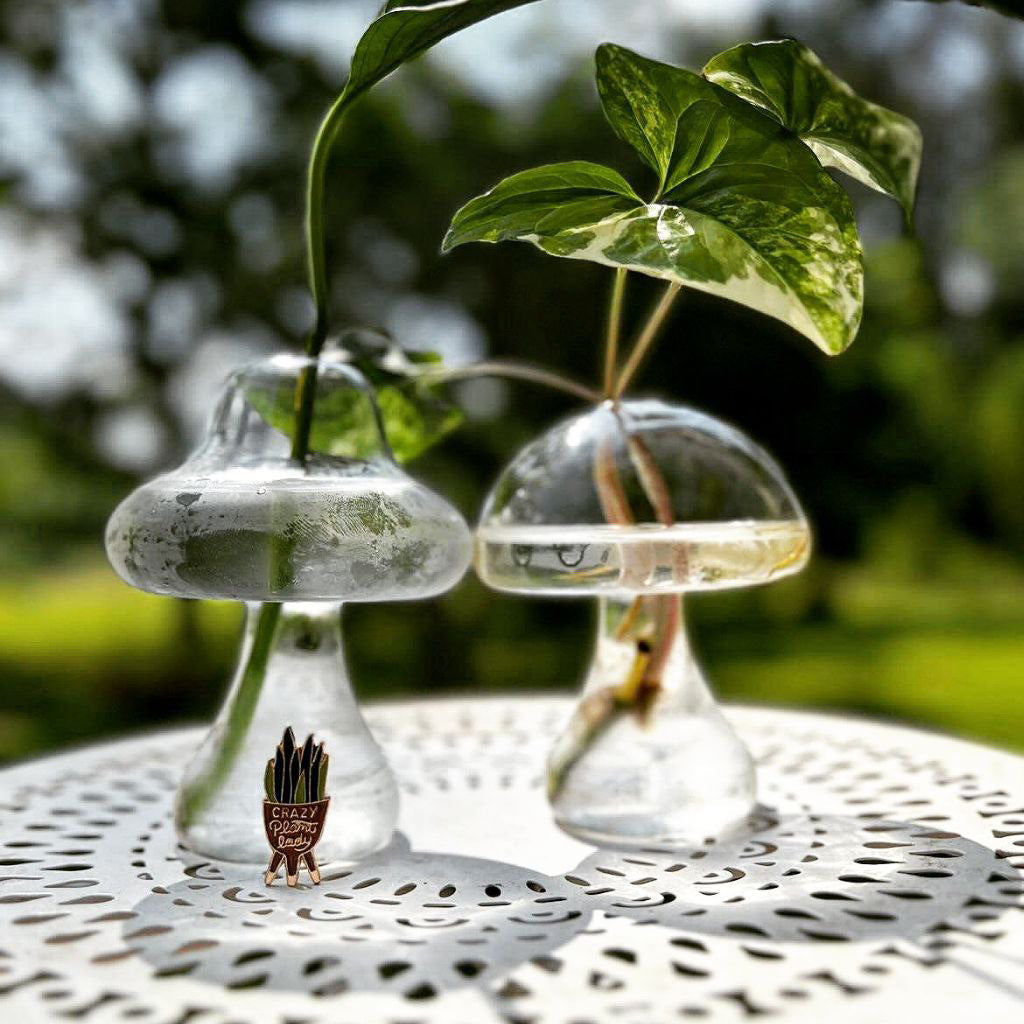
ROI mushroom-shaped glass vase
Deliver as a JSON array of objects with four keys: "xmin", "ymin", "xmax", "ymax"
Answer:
[
  {"xmin": 106, "ymin": 353, "xmax": 472, "ymax": 863},
  {"xmin": 476, "ymin": 399, "xmax": 810, "ymax": 848}
]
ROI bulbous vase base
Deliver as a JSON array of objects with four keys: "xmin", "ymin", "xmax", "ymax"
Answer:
[
  {"xmin": 176, "ymin": 763, "xmax": 397, "ymax": 865},
  {"xmin": 174, "ymin": 602, "xmax": 398, "ymax": 865},
  {"xmin": 547, "ymin": 595, "xmax": 764, "ymax": 849}
]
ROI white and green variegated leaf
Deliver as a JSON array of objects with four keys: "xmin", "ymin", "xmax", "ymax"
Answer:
[
  {"xmin": 594, "ymin": 43, "xmax": 705, "ymax": 193},
  {"xmin": 546, "ymin": 201, "xmax": 860, "ymax": 353},
  {"xmin": 446, "ymin": 47, "xmax": 863, "ymax": 355},
  {"xmin": 442, "ymin": 161, "xmax": 642, "ymax": 249},
  {"xmin": 704, "ymin": 39, "xmax": 922, "ymax": 220}
]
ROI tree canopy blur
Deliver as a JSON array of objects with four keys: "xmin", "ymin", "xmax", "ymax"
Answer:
[{"xmin": 1, "ymin": 0, "xmax": 1023, "ymax": 761}]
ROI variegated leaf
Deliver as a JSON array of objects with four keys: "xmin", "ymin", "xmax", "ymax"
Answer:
[{"xmin": 704, "ymin": 39, "xmax": 922, "ymax": 219}]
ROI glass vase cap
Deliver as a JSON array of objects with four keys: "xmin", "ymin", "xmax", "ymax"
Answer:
[
  {"xmin": 476, "ymin": 399, "xmax": 810, "ymax": 596},
  {"xmin": 106, "ymin": 352, "xmax": 471, "ymax": 601}
]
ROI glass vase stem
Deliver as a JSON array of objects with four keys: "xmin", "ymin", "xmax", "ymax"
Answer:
[
  {"xmin": 176, "ymin": 602, "xmax": 398, "ymax": 863},
  {"xmin": 548, "ymin": 593, "xmax": 758, "ymax": 848}
]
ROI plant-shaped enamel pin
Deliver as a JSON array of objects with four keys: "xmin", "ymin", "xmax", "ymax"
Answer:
[{"xmin": 263, "ymin": 727, "xmax": 330, "ymax": 887}]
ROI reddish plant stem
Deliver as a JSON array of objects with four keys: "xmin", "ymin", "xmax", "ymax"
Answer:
[
  {"xmin": 550, "ymin": 404, "xmax": 683, "ymax": 797},
  {"xmin": 594, "ymin": 436, "xmax": 635, "ymax": 528}
]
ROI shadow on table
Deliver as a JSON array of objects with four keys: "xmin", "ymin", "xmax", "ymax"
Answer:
[
  {"xmin": 124, "ymin": 815, "xmax": 1023, "ymax": 1010},
  {"xmin": 124, "ymin": 830, "xmax": 593, "ymax": 1000},
  {"xmin": 531, "ymin": 814, "xmax": 1024, "ymax": 1010}
]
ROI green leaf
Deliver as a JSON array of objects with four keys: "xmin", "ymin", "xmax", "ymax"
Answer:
[
  {"xmin": 245, "ymin": 331, "xmax": 463, "ymax": 464},
  {"xmin": 263, "ymin": 760, "xmax": 275, "ymax": 802},
  {"xmin": 245, "ymin": 377, "xmax": 384, "ymax": 461},
  {"xmin": 295, "ymin": 774, "xmax": 307, "ymax": 804},
  {"xmin": 704, "ymin": 39, "xmax": 922, "ymax": 220},
  {"xmin": 447, "ymin": 48, "xmax": 863, "ymax": 355},
  {"xmin": 339, "ymin": 330, "xmax": 465, "ymax": 463},
  {"xmin": 595, "ymin": 42, "xmax": 720, "ymax": 194},
  {"xmin": 317, "ymin": 754, "xmax": 329, "ymax": 801},
  {"xmin": 442, "ymin": 161, "xmax": 641, "ymax": 250},
  {"xmin": 345, "ymin": 0, "xmax": 542, "ymax": 103}
]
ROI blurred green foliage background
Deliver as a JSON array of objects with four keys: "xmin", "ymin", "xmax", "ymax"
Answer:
[{"xmin": 1, "ymin": 0, "xmax": 1023, "ymax": 762}]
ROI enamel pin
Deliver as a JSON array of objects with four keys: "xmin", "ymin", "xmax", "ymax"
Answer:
[{"xmin": 263, "ymin": 727, "xmax": 330, "ymax": 887}]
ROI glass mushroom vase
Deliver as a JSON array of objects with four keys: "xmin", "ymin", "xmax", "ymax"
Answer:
[
  {"xmin": 106, "ymin": 353, "xmax": 471, "ymax": 863},
  {"xmin": 476, "ymin": 399, "xmax": 810, "ymax": 848}
]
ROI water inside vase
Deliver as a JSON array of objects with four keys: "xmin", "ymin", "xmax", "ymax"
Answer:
[
  {"xmin": 475, "ymin": 519, "xmax": 810, "ymax": 596},
  {"xmin": 107, "ymin": 466, "xmax": 469, "ymax": 601}
]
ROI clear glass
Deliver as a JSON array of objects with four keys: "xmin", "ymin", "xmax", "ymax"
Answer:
[
  {"xmin": 548, "ymin": 594, "xmax": 759, "ymax": 846},
  {"xmin": 105, "ymin": 352, "xmax": 472, "ymax": 862},
  {"xmin": 106, "ymin": 353, "xmax": 471, "ymax": 602},
  {"xmin": 477, "ymin": 399, "xmax": 810, "ymax": 847},
  {"xmin": 176, "ymin": 601, "xmax": 398, "ymax": 863}
]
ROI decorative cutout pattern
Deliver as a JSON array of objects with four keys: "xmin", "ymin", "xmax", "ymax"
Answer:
[{"xmin": 0, "ymin": 699, "xmax": 1021, "ymax": 1024}]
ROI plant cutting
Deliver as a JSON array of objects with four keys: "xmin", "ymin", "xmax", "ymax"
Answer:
[
  {"xmin": 444, "ymin": 39, "xmax": 921, "ymax": 845},
  {"xmin": 104, "ymin": 1, "xmax": 543, "ymax": 865},
  {"xmin": 103, "ymin": 0, "xmax": 923, "ymax": 856},
  {"xmin": 475, "ymin": 397, "xmax": 812, "ymax": 844},
  {"xmin": 106, "ymin": 352, "xmax": 471, "ymax": 863}
]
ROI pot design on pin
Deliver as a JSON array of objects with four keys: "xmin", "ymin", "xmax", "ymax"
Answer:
[{"xmin": 263, "ymin": 728, "xmax": 330, "ymax": 887}]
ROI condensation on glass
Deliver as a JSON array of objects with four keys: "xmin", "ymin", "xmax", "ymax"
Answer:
[{"xmin": 106, "ymin": 353, "xmax": 472, "ymax": 862}]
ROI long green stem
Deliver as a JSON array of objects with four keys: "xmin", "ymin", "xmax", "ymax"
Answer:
[
  {"xmin": 613, "ymin": 282, "xmax": 682, "ymax": 399},
  {"xmin": 305, "ymin": 93, "xmax": 355, "ymax": 360},
  {"xmin": 424, "ymin": 360, "xmax": 601, "ymax": 404},
  {"xmin": 179, "ymin": 602, "xmax": 284, "ymax": 826},
  {"xmin": 603, "ymin": 269, "xmax": 628, "ymax": 397},
  {"xmin": 288, "ymin": 91, "xmax": 357, "ymax": 465},
  {"xmin": 181, "ymin": 90, "xmax": 361, "ymax": 829}
]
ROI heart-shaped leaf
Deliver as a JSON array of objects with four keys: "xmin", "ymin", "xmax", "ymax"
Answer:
[
  {"xmin": 594, "ymin": 44, "xmax": 707, "ymax": 194},
  {"xmin": 345, "ymin": 0, "xmax": 541, "ymax": 103},
  {"xmin": 703, "ymin": 39, "xmax": 922, "ymax": 220},
  {"xmin": 447, "ymin": 46, "xmax": 863, "ymax": 355}
]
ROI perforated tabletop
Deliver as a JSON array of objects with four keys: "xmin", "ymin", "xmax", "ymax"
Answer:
[{"xmin": 0, "ymin": 697, "xmax": 1022, "ymax": 1023}]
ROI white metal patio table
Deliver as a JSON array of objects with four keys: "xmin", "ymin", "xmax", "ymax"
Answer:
[{"xmin": 0, "ymin": 697, "xmax": 1021, "ymax": 1023}]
